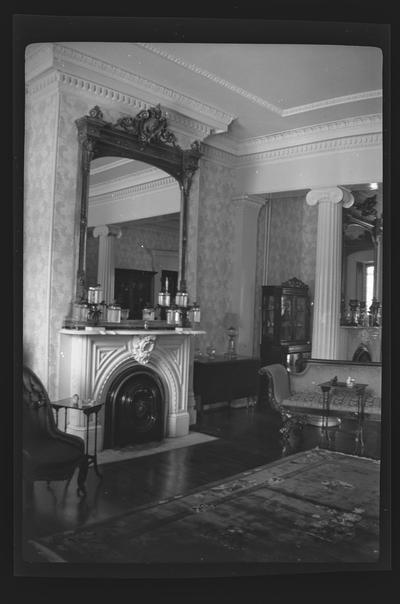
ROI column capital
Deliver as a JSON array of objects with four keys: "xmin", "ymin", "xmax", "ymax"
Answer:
[
  {"xmin": 306, "ymin": 186, "xmax": 354, "ymax": 208},
  {"xmin": 93, "ymin": 225, "xmax": 122, "ymax": 239}
]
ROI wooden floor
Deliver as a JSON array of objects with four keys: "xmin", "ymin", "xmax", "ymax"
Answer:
[{"xmin": 20, "ymin": 404, "xmax": 381, "ymax": 561}]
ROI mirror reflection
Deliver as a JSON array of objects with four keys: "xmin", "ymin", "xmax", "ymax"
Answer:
[
  {"xmin": 86, "ymin": 156, "xmax": 181, "ymax": 320},
  {"xmin": 341, "ymin": 185, "xmax": 383, "ymax": 328}
]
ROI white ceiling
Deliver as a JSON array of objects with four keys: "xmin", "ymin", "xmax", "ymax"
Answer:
[
  {"xmin": 63, "ymin": 41, "xmax": 382, "ymax": 142},
  {"xmin": 84, "ymin": 42, "xmax": 382, "ymax": 193}
]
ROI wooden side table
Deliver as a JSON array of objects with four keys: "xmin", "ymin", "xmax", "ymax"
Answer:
[
  {"xmin": 318, "ymin": 381, "xmax": 368, "ymax": 455},
  {"xmin": 51, "ymin": 398, "xmax": 104, "ymax": 480},
  {"xmin": 193, "ymin": 355, "xmax": 260, "ymax": 419}
]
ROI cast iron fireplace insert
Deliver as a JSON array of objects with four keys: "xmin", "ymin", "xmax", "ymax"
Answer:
[{"xmin": 103, "ymin": 365, "xmax": 166, "ymax": 449}]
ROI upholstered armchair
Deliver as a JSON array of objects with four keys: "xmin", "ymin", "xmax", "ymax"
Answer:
[
  {"xmin": 22, "ymin": 366, "xmax": 87, "ymax": 501},
  {"xmin": 259, "ymin": 364, "xmax": 308, "ymax": 453}
]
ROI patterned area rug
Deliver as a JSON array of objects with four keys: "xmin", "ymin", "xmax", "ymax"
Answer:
[
  {"xmin": 29, "ymin": 448, "xmax": 380, "ymax": 565},
  {"xmin": 96, "ymin": 432, "xmax": 217, "ymax": 465}
]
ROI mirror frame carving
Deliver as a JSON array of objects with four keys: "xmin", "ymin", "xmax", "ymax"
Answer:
[{"xmin": 74, "ymin": 105, "xmax": 202, "ymax": 301}]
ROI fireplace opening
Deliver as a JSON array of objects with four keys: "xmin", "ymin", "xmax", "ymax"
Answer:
[{"xmin": 104, "ymin": 365, "xmax": 166, "ymax": 449}]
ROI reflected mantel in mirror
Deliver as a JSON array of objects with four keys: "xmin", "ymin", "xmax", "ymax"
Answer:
[
  {"xmin": 340, "ymin": 187, "xmax": 383, "ymax": 329},
  {"xmin": 74, "ymin": 105, "xmax": 202, "ymax": 309}
]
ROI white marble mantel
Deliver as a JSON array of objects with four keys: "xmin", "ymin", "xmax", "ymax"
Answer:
[{"xmin": 57, "ymin": 328, "xmax": 204, "ymax": 451}]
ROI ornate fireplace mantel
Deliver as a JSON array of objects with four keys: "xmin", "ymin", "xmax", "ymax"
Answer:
[{"xmin": 57, "ymin": 328, "xmax": 204, "ymax": 451}]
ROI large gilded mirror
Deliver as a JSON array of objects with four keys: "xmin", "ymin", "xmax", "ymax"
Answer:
[{"xmin": 74, "ymin": 105, "xmax": 201, "ymax": 307}]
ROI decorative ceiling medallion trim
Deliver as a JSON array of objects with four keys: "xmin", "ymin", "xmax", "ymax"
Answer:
[
  {"xmin": 89, "ymin": 176, "xmax": 178, "ymax": 206},
  {"xmin": 282, "ymin": 90, "xmax": 382, "ymax": 116},
  {"xmin": 53, "ymin": 44, "xmax": 235, "ymax": 129},
  {"xmin": 136, "ymin": 42, "xmax": 282, "ymax": 115},
  {"xmin": 236, "ymin": 133, "xmax": 382, "ymax": 167}
]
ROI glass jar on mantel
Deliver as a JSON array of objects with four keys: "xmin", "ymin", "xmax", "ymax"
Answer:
[
  {"xmin": 156, "ymin": 280, "xmax": 201, "ymax": 328},
  {"xmin": 260, "ymin": 277, "xmax": 311, "ymax": 373}
]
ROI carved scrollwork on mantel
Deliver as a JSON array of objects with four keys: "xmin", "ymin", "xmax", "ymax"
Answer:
[
  {"xmin": 127, "ymin": 336, "xmax": 157, "ymax": 365},
  {"xmin": 281, "ymin": 277, "xmax": 309, "ymax": 289}
]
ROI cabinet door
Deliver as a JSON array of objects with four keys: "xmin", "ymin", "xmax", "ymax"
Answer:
[
  {"xmin": 280, "ymin": 294, "xmax": 293, "ymax": 341},
  {"xmin": 293, "ymin": 295, "xmax": 308, "ymax": 341},
  {"xmin": 114, "ymin": 269, "xmax": 156, "ymax": 319},
  {"xmin": 261, "ymin": 292, "xmax": 277, "ymax": 341}
]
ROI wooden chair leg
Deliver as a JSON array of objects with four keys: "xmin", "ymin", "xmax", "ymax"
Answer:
[{"xmin": 77, "ymin": 457, "xmax": 88, "ymax": 497}]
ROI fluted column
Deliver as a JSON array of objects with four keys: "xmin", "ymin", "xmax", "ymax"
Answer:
[
  {"xmin": 93, "ymin": 225, "xmax": 122, "ymax": 304},
  {"xmin": 306, "ymin": 186, "xmax": 354, "ymax": 359}
]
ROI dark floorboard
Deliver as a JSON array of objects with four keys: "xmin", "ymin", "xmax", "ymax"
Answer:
[{"xmin": 19, "ymin": 404, "xmax": 381, "ymax": 561}]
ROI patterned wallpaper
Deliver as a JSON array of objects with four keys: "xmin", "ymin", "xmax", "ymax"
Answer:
[
  {"xmin": 115, "ymin": 224, "xmax": 179, "ymax": 271},
  {"xmin": 194, "ymin": 158, "xmax": 237, "ymax": 355},
  {"xmin": 267, "ymin": 193, "xmax": 317, "ymax": 299},
  {"xmin": 23, "ymin": 91, "xmax": 59, "ymax": 382},
  {"xmin": 47, "ymin": 92, "xmax": 91, "ymax": 397},
  {"xmin": 86, "ymin": 229, "xmax": 99, "ymax": 286},
  {"xmin": 252, "ymin": 202, "xmax": 267, "ymax": 356}
]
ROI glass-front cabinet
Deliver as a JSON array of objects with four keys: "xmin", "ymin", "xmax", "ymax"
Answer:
[{"xmin": 261, "ymin": 277, "xmax": 311, "ymax": 373}]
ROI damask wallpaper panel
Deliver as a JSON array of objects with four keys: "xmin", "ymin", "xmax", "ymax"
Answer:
[
  {"xmin": 23, "ymin": 91, "xmax": 59, "ymax": 383},
  {"xmin": 267, "ymin": 193, "xmax": 317, "ymax": 297},
  {"xmin": 195, "ymin": 159, "xmax": 236, "ymax": 355}
]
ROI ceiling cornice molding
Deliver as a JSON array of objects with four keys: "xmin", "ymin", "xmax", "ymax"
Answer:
[
  {"xmin": 89, "ymin": 175, "xmax": 178, "ymax": 207},
  {"xmin": 282, "ymin": 90, "xmax": 382, "ymax": 117},
  {"xmin": 200, "ymin": 143, "xmax": 236, "ymax": 168},
  {"xmin": 136, "ymin": 42, "xmax": 282, "ymax": 115},
  {"xmin": 236, "ymin": 132, "xmax": 382, "ymax": 168},
  {"xmin": 90, "ymin": 158, "xmax": 133, "ymax": 175},
  {"xmin": 50, "ymin": 43, "xmax": 235, "ymax": 132},
  {"xmin": 236, "ymin": 114, "xmax": 382, "ymax": 155},
  {"xmin": 26, "ymin": 66, "xmax": 219, "ymax": 142},
  {"xmin": 122, "ymin": 222, "xmax": 179, "ymax": 236},
  {"xmin": 90, "ymin": 166, "xmax": 176, "ymax": 197}
]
